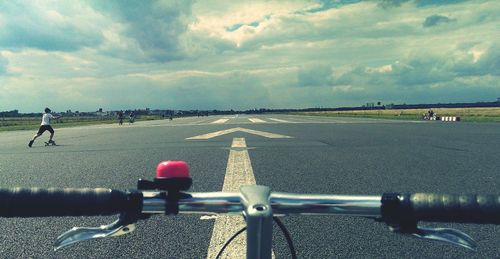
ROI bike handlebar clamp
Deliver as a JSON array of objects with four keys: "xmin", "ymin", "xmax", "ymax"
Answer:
[
  {"xmin": 137, "ymin": 179, "xmax": 191, "ymax": 215},
  {"xmin": 137, "ymin": 178, "xmax": 192, "ymax": 191},
  {"xmin": 125, "ymin": 190, "xmax": 148, "ymax": 220}
]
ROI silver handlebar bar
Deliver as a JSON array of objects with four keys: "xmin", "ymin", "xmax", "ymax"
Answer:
[{"xmin": 142, "ymin": 191, "xmax": 381, "ymax": 216}]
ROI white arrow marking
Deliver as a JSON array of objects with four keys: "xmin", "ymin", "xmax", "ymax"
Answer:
[
  {"xmin": 206, "ymin": 138, "xmax": 275, "ymax": 258},
  {"xmin": 248, "ymin": 118, "xmax": 266, "ymax": 123},
  {"xmin": 186, "ymin": 127, "xmax": 292, "ymax": 140}
]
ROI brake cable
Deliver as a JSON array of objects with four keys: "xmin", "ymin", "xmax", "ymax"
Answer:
[{"xmin": 215, "ymin": 217, "xmax": 298, "ymax": 259}]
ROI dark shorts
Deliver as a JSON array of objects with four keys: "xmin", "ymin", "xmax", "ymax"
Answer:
[{"xmin": 37, "ymin": 125, "xmax": 54, "ymax": 134}]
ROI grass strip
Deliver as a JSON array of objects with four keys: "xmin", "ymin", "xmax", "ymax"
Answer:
[
  {"xmin": 291, "ymin": 107, "xmax": 500, "ymax": 123},
  {"xmin": 0, "ymin": 116, "xmax": 163, "ymax": 132}
]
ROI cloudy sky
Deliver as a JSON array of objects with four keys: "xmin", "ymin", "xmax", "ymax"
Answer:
[{"xmin": 0, "ymin": 0, "xmax": 498, "ymax": 112}]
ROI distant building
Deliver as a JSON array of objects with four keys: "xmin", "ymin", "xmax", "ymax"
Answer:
[{"xmin": 497, "ymin": 97, "xmax": 500, "ymax": 102}]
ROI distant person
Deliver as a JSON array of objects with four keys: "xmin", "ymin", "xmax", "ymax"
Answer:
[
  {"xmin": 429, "ymin": 109, "xmax": 434, "ymax": 120},
  {"xmin": 28, "ymin": 107, "xmax": 61, "ymax": 147},
  {"xmin": 118, "ymin": 111, "xmax": 124, "ymax": 125},
  {"xmin": 129, "ymin": 112, "xmax": 135, "ymax": 123},
  {"xmin": 424, "ymin": 109, "xmax": 433, "ymax": 120}
]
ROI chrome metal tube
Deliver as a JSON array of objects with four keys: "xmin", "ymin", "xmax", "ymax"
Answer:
[
  {"xmin": 142, "ymin": 191, "xmax": 243, "ymax": 214},
  {"xmin": 141, "ymin": 191, "xmax": 381, "ymax": 217},
  {"xmin": 270, "ymin": 193, "xmax": 381, "ymax": 217}
]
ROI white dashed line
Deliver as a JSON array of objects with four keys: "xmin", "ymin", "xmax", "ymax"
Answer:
[
  {"xmin": 248, "ymin": 118, "xmax": 266, "ymax": 123},
  {"xmin": 211, "ymin": 119, "xmax": 229, "ymax": 124},
  {"xmin": 268, "ymin": 118, "xmax": 290, "ymax": 123}
]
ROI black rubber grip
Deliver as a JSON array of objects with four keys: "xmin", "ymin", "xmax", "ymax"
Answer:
[
  {"xmin": 410, "ymin": 193, "xmax": 500, "ymax": 224},
  {"xmin": 382, "ymin": 193, "xmax": 500, "ymax": 225},
  {"xmin": 0, "ymin": 188, "xmax": 134, "ymax": 217}
]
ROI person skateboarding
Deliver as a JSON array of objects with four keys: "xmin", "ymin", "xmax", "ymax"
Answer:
[{"xmin": 28, "ymin": 108, "xmax": 61, "ymax": 147}]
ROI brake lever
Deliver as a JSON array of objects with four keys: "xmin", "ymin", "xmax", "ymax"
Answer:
[
  {"xmin": 389, "ymin": 224, "xmax": 477, "ymax": 251},
  {"xmin": 54, "ymin": 213, "xmax": 137, "ymax": 251}
]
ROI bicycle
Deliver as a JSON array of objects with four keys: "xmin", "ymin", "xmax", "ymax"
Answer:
[{"xmin": 1, "ymin": 160, "xmax": 499, "ymax": 259}]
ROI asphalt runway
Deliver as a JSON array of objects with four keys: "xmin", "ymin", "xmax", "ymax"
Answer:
[{"xmin": 0, "ymin": 114, "xmax": 499, "ymax": 258}]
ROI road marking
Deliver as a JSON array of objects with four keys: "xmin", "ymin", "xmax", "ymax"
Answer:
[
  {"xmin": 54, "ymin": 117, "xmax": 421, "ymax": 132},
  {"xmin": 248, "ymin": 118, "xmax": 266, "ymax": 123},
  {"xmin": 187, "ymin": 128, "xmax": 240, "ymax": 140},
  {"xmin": 186, "ymin": 127, "xmax": 292, "ymax": 140},
  {"xmin": 206, "ymin": 138, "xmax": 274, "ymax": 258},
  {"xmin": 268, "ymin": 118, "xmax": 290, "ymax": 123},
  {"xmin": 211, "ymin": 119, "xmax": 229, "ymax": 124},
  {"xmin": 231, "ymin": 138, "xmax": 247, "ymax": 148}
]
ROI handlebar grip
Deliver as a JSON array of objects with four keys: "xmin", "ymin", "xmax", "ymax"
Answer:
[
  {"xmin": 411, "ymin": 193, "xmax": 500, "ymax": 224},
  {"xmin": 0, "ymin": 188, "xmax": 133, "ymax": 217},
  {"xmin": 382, "ymin": 193, "xmax": 500, "ymax": 224}
]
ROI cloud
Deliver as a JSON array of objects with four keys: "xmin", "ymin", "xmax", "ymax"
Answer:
[
  {"xmin": 0, "ymin": 54, "xmax": 7, "ymax": 74},
  {"xmin": 0, "ymin": 65, "xmax": 302, "ymax": 111},
  {"xmin": 226, "ymin": 21, "xmax": 261, "ymax": 32},
  {"xmin": 89, "ymin": 0, "xmax": 195, "ymax": 62},
  {"xmin": 297, "ymin": 65, "xmax": 333, "ymax": 87},
  {"xmin": 378, "ymin": 0, "xmax": 408, "ymax": 8},
  {"xmin": 333, "ymin": 42, "xmax": 500, "ymax": 90},
  {"xmin": 196, "ymin": 0, "xmax": 455, "ymax": 54},
  {"xmin": 413, "ymin": 0, "xmax": 468, "ymax": 7},
  {"xmin": 187, "ymin": 1, "xmax": 312, "ymax": 51},
  {"xmin": 423, "ymin": 15, "xmax": 455, "ymax": 27},
  {"xmin": 452, "ymin": 44, "xmax": 500, "ymax": 76},
  {"xmin": 300, "ymin": 0, "xmax": 363, "ymax": 13},
  {"xmin": 480, "ymin": 46, "xmax": 500, "ymax": 76},
  {"xmin": 0, "ymin": 1, "xmax": 105, "ymax": 51},
  {"xmin": 379, "ymin": 0, "xmax": 468, "ymax": 8}
]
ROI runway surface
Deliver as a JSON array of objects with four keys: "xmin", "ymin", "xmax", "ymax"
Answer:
[{"xmin": 1, "ymin": 114, "xmax": 499, "ymax": 258}]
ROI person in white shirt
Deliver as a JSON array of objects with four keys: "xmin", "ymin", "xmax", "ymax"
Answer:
[{"xmin": 28, "ymin": 108, "xmax": 61, "ymax": 147}]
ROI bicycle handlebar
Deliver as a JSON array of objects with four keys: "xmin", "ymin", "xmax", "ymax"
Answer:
[
  {"xmin": 1, "ymin": 187, "xmax": 500, "ymax": 225},
  {"xmin": 2, "ymin": 186, "xmax": 500, "ymax": 255},
  {"xmin": 2, "ymin": 161, "xmax": 497, "ymax": 256}
]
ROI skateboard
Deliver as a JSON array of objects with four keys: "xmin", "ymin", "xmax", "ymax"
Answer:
[{"xmin": 44, "ymin": 140, "xmax": 57, "ymax": 146}]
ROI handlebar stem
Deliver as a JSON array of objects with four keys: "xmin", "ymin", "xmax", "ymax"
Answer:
[{"xmin": 240, "ymin": 185, "xmax": 273, "ymax": 259}]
